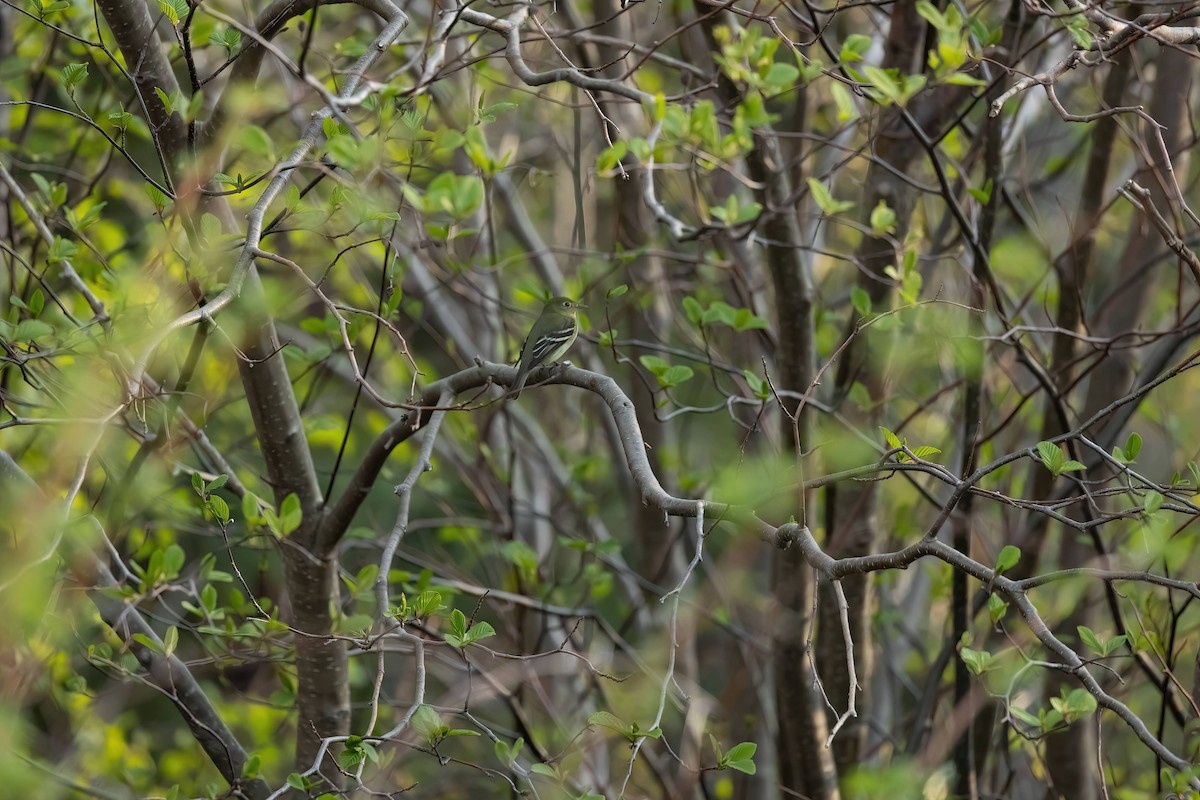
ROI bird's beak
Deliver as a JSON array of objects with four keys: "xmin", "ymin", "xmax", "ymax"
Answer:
[{"xmin": 576, "ymin": 302, "xmax": 588, "ymax": 309}]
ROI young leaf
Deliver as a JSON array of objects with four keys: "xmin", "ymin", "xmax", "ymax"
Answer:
[
  {"xmin": 987, "ymin": 593, "xmax": 1008, "ymax": 624},
  {"xmin": 806, "ymin": 178, "xmax": 854, "ymax": 216},
  {"xmin": 960, "ymin": 646, "xmax": 995, "ymax": 675},
  {"xmin": 994, "ymin": 545, "xmax": 1020, "ymax": 576},
  {"xmin": 850, "ymin": 286, "xmax": 871, "ymax": 317},
  {"xmin": 162, "ymin": 626, "xmax": 178, "ymax": 658},
  {"xmin": 1124, "ymin": 432, "xmax": 1142, "ymax": 462},
  {"xmin": 869, "ymin": 199, "xmax": 896, "ymax": 235},
  {"xmin": 60, "ymin": 62, "xmax": 88, "ymax": 95},
  {"xmin": 722, "ymin": 741, "xmax": 757, "ymax": 775}
]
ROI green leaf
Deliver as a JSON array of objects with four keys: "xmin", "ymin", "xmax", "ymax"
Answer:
[
  {"xmin": 915, "ymin": 0, "xmax": 949, "ymax": 30},
  {"xmin": 495, "ymin": 737, "xmax": 524, "ymax": 767},
  {"xmin": 1077, "ymin": 625, "xmax": 1102, "ymax": 656},
  {"xmin": 682, "ymin": 296, "xmax": 704, "ymax": 326},
  {"xmin": 108, "ymin": 109, "xmax": 133, "ymax": 129},
  {"xmin": 1143, "ymin": 490, "xmax": 1164, "ymax": 515},
  {"xmin": 869, "ymin": 200, "xmax": 897, "ymax": 235},
  {"xmin": 702, "ymin": 301, "xmax": 737, "ymax": 326},
  {"xmin": 59, "ymin": 62, "xmax": 88, "ymax": 95},
  {"xmin": 15, "ymin": 319, "xmax": 54, "ymax": 341},
  {"xmin": 606, "ymin": 284, "xmax": 628, "ymax": 299},
  {"xmin": 597, "ymin": 141, "xmax": 627, "ymax": 172},
  {"xmin": 158, "ymin": 0, "xmax": 177, "ymax": 25},
  {"xmin": 987, "ymin": 593, "xmax": 1008, "ymax": 623},
  {"xmin": 807, "ymin": 177, "xmax": 854, "ymax": 216},
  {"xmin": 413, "ymin": 590, "xmax": 444, "ymax": 618},
  {"xmin": 286, "ymin": 773, "xmax": 307, "ymax": 791},
  {"xmin": 279, "ymin": 493, "xmax": 302, "ymax": 535},
  {"xmin": 445, "ymin": 608, "xmax": 467, "ymax": 647},
  {"xmin": 208, "ymin": 494, "xmax": 230, "ymax": 524},
  {"xmin": 1064, "ymin": 688, "xmax": 1097, "ymax": 719},
  {"xmin": 1036, "ymin": 441, "xmax": 1065, "ymax": 475},
  {"xmin": 133, "ymin": 633, "xmax": 164, "ymax": 654},
  {"xmin": 839, "ymin": 33, "xmax": 872, "ymax": 62},
  {"xmin": 945, "ymin": 72, "xmax": 988, "ymax": 87},
  {"xmin": 761, "ymin": 62, "xmax": 799, "ymax": 92},
  {"xmin": 411, "ymin": 705, "xmax": 445, "ymax": 743},
  {"xmin": 960, "ymin": 646, "xmax": 995, "ymax": 675},
  {"xmin": 850, "ymin": 286, "xmax": 871, "ymax": 317},
  {"xmin": 1010, "ymin": 705, "xmax": 1040, "ymax": 727},
  {"xmin": 732, "ymin": 307, "xmax": 769, "ymax": 331},
  {"xmin": 241, "ymin": 493, "xmax": 261, "ymax": 524},
  {"xmin": 862, "ymin": 65, "xmax": 903, "ymax": 104},
  {"xmin": 587, "ymin": 711, "xmax": 627, "ymax": 734},
  {"xmin": 743, "ymin": 369, "xmax": 769, "ymax": 400},
  {"xmin": 239, "ymin": 125, "xmax": 274, "ymax": 158},
  {"xmin": 1124, "ymin": 432, "xmax": 1142, "ymax": 462},
  {"xmin": 153, "ymin": 86, "xmax": 174, "ymax": 116},
  {"xmin": 162, "ymin": 626, "xmax": 178, "ymax": 658},
  {"xmin": 466, "ymin": 620, "xmax": 496, "ymax": 643},
  {"xmin": 639, "ymin": 355, "xmax": 670, "ymax": 375},
  {"xmin": 209, "ymin": 27, "xmax": 241, "ymax": 52},
  {"xmin": 48, "ymin": 236, "xmax": 78, "ymax": 262},
  {"xmin": 994, "ymin": 545, "xmax": 1020, "ymax": 576},
  {"xmin": 1064, "ymin": 14, "xmax": 1092, "ymax": 49},
  {"xmin": 201, "ymin": 583, "xmax": 218, "ymax": 612},
  {"xmin": 145, "ymin": 182, "xmax": 168, "ymax": 211},
  {"xmin": 722, "ymin": 741, "xmax": 757, "ymax": 775},
  {"xmin": 657, "ymin": 365, "xmax": 694, "ymax": 389},
  {"xmin": 968, "ymin": 178, "xmax": 993, "ymax": 204},
  {"xmin": 163, "ymin": 544, "xmax": 185, "ymax": 577}
]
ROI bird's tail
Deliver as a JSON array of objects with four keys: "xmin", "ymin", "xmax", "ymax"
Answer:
[{"xmin": 510, "ymin": 362, "xmax": 530, "ymax": 400}]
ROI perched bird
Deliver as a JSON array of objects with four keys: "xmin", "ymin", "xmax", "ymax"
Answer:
[{"xmin": 510, "ymin": 296, "xmax": 586, "ymax": 399}]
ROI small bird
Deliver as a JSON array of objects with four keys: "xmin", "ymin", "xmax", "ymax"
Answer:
[{"xmin": 510, "ymin": 296, "xmax": 586, "ymax": 399}]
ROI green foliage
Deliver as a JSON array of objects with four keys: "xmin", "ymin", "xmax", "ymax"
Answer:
[
  {"xmin": 987, "ymin": 593, "xmax": 1008, "ymax": 624},
  {"xmin": 209, "ymin": 27, "xmax": 241, "ymax": 54},
  {"xmin": 411, "ymin": 705, "xmax": 480, "ymax": 748},
  {"xmin": 443, "ymin": 608, "xmax": 496, "ymax": 648},
  {"xmin": 959, "ymin": 645, "xmax": 995, "ymax": 675},
  {"xmin": 993, "ymin": 545, "xmax": 1020, "ymax": 577},
  {"xmin": 709, "ymin": 194, "xmax": 761, "ymax": 225},
  {"xmin": 157, "ymin": 0, "xmax": 187, "ymax": 26},
  {"xmin": 680, "ymin": 296, "xmax": 768, "ymax": 331},
  {"xmin": 1035, "ymin": 441, "xmax": 1086, "ymax": 476},
  {"xmin": 59, "ymin": 62, "xmax": 88, "ymax": 96},
  {"xmin": 879, "ymin": 426, "xmax": 941, "ymax": 462},
  {"xmin": 1111, "ymin": 431, "xmax": 1142, "ymax": 465},
  {"xmin": 639, "ymin": 355, "xmax": 695, "ymax": 389},
  {"xmin": 710, "ymin": 737, "xmax": 757, "ymax": 775},
  {"xmin": 2, "ymin": 3, "xmax": 1193, "ymax": 798},
  {"xmin": 587, "ymin": 711, "xmax": 662, "ymax": 743},
  {"xmin": 1077, "ymin": 625, "xmax": 1127, "ymax": 658},
  {"xmin": 260, "ymin": 493, "xmax": 302, "ymax": 537},
  {"xmin": 807, "ymin": 177, "xmax": 854, "ymax": 216},
  {"xmin": 711, "ymin": 24, "xmax": 799, "ymax": 95}
]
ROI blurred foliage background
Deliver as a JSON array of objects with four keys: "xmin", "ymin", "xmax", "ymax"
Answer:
[{"xmin": 2, "ymin": 0, "xmax": 1200, "ymax": 798}]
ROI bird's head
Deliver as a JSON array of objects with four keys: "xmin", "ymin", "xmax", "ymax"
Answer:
[{"xmin": 548, "ymin": 296, "xmax": 587, "ymax": 316}]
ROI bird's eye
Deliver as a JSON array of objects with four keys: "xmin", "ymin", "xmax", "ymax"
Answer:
[{"xmin": 562, "ymin": 301, "xmax": 570, "ymax": 307}]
